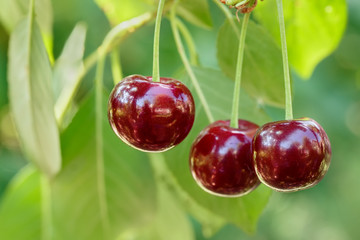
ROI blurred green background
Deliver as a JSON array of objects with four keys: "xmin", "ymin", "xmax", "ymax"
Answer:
[{"xmin": 1, "ymin": 0, "xmax": 360, "ymax": 239}]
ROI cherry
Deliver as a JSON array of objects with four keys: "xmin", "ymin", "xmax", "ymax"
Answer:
[
  {"xmin": 108, "ymin": 75, "xmax": 195, "ymax": 152},
  {"xmin": 252, "ymin": 118, "xmax": 331, "ymax": 192},
  {"xmin": 189, "ymin": 120, "xmax": 260, "ymax": 197}
]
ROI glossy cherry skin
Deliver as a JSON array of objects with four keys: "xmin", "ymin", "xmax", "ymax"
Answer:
[
  {"xmin": 108, "ymin": 75, "xmax": 195, "ymax": 152},
  {"xmin": 252, "ymin": 118, "xmax": 331, "ymax": 192},
  {"xmin": 189, "ymin": 120, "xmax": 261, "ymax": 197}
]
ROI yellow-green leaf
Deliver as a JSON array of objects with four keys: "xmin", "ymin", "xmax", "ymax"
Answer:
[
  {"xmin": 254, "ymin": 0, "xmax": 347, "ymax": 78},
  {"xmin": 95, "ymin": 0, "xmax": 154, "ymax": 25},
  {"xmin": 8, "ymin": 10, "xmax": 61, "ymax": 177}
]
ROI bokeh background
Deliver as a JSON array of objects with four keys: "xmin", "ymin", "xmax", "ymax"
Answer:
[{"xmin": 1, "ymin": 0, "xmax": 360, "ymax": 239}]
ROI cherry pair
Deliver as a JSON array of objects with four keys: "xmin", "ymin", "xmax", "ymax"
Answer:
[{"xmin": 190, "ymin": 118, "xmax": 331, "ymax": 197}]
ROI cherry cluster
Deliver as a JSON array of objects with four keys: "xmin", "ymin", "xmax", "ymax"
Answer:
[
  {"xmin": 108, "ymin": 78, "xmax": 331, "ymax": 196},
  {"xmin": 107, "ymin": 0, "xmax": 332, "ymax": 198}
]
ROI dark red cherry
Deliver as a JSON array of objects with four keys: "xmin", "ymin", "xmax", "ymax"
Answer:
[
  {"xmin": 108, "ymin": 75, "xmax": 195, "ymax": 152},
  {"xmin": 189, "ymin": 120, "xmax": 260, "ymax": 197},
  {"xmin": 252, "ymin": 118, "xmax": 331, "ymax": 192}
]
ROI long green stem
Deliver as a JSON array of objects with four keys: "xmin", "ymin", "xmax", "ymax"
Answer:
[
  {"xmin": 276, "ymin": 0, "xmax": 293, "ymax": 120},
  {"xmin": 230, "ymin": 12, "xmax": 251, "ymax": 128},
  {"xmin": 95, "ymin": 51, "xmax": 110, "ymax": 238},
  {"xmin": 175, "ymin": 19, "xmax": 199, "ymax": 66},
  {"xmin": 152, "ymin": 0, "xmax": 166, "ymax": 82},
  {"xmin": 41, "ymin": 175, "xmax": 52, "ymax": 240},
  {"xmin": 170, "ymin": 4, "xmax": 215, "ymax": 123},
  {"xmin": 111, "ymin": 49, "xmax": 123, "ymax": 85}
]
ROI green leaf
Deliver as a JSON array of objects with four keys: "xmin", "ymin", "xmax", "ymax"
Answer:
[
  {"xmin": 0, "ymin": 0, "xmax": 52, "ymax": 34},
  {"xmin": 254, "ymin": 0, "xmax": 347, "ymax": 78},
  {"xmin": 177, "ymin": 0, "xmax": 213, "ymax": 29},
  {"xmin": 150, "ymin": 153, "xmax": 225, "ymax": 238},
  {"xmin": 53, "ymin": 23, "xmax": 87, "ymax": 122},
  {"xmin": 95, "ymin": 0, "xmax": 213, "ymax": 29},
  {"xmin": 0, "ymin": 166, "xmax": 41, "ymax": 240},
  {"xmin": 117, "ymin": 165, "xmax": 195, "ymax": 240},
  {"xmin": 217, "ymin": 19, "xmax": 285, "ymax": 108},
  {"xmin": 94, "ymin": 0, "xmax": 154, "ymax": 25},
  {"xmin": 335, "ymin": 34, "xmax": 360, "ymax": 71},
  {"xmin": 164, "ymin": 67, "xmax": 272, "ymax": 234},
  {"xmin": 52, "ymin": 91, "xmax": 157, "ymax": 240},
  {"xmin": 8, "ymin": 11, "xmax": 61, "ymax": 177},
  {"xmin": 151, "ymin": 181, "xmax": 194, "ymax": 240}
]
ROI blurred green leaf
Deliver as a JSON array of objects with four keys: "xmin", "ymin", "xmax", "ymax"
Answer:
[
  {"xmin": 8, "ymin": 11, "xmax": 61, "ymax": 177},
  {"xmin": 0, "ymin": 166, "xmax": 41, "ymax": 240},
  {"xmin": 150, "ymin": 153, "xmax": 226, "ymax": 238},
  {"xmin": 95, "ymin": 0, "xmax": 154, "ymax": 25},
  {"xmin": 185, "ymin": 67, "xmax": 273, "ymax": 123},
  {"xmin": 254, "ymin": 0, "xmax": 347, "ymax": 78},
  {"xmin": 0, "ymin": 0, "xmax": 52, "ymax": 34},
  {"xmin": 164, "ymin": 67, "xmax": 272, "ymax": 234},
  {"xmin": 0, "ymin": 37, "xmax": 7, "ymax": 109},
  {"xmin": 117, "ymin": 166, "xmax": 195, "ymax": 240},
  {"xmin": 146, "ymin": 183, "xmax": 195, "ymax": 240},
  {"xmin": 217, "ymin": 19, "xmax": 285, "ymax": 108},
  {"xmin": 53, "ymin": 22, "xmax": 87, "ymax": 122},
  {"xmin": 334, "ymin": 33, "xmax": 360, "ymax": 71},
  {"xmin": 4, "ymin": 0, "xmax": 56, "ymax": 63},
  {"xmin": 151, "ymin": 180, "xmax": 193, "ymax": 240},
  {"xmin": 177, "ymin": 0, "xmax": 212, "ymax": 29},
  {"xmin": 52, "ymin": 91, "xmax": 157, "ymax": 240},
  {"xmin": 0, "ymin": 148, "xmax": 27, "ymax": 198},
  {"xmin": 95, "ymin": 0, "xmax": 213, "ymax": 29}
]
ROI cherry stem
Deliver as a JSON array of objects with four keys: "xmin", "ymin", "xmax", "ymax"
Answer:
[
  {"xmin": 276, "ymin": 0, "xmax": 293, "ymax": 120},
  {"xmin": 111, "ymin": 49, "xmax": 123, "ymax": 85},
  {"xmin": 175, "ymin": 18, "xmax": 199, "ymax": 66},
  {"xmin": 230, "ymin": 11, "xmax": 251, "ymax": 129},
  {"xmin": 95, "ymin": 53, "xmax": 111, "ymax": 237},
  {"xmin": 152, "ymin": 0, "xmax": 166, "ymax": 82},
  {"xmin": 170, "ymin": 2, "xmax": 215, "ymax": 123}
]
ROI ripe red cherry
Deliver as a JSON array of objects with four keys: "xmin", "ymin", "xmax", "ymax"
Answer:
[
  {"xmin": 189, "ymin": 120, "xmax": 260, "ymax": 197},
  {"xmin": 108, "ymin": 75, "xmax": 195, "ymax": 152},
  {"xmin": 252, "ymin": 118, "xmax": 331, "ymax": 192}
]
